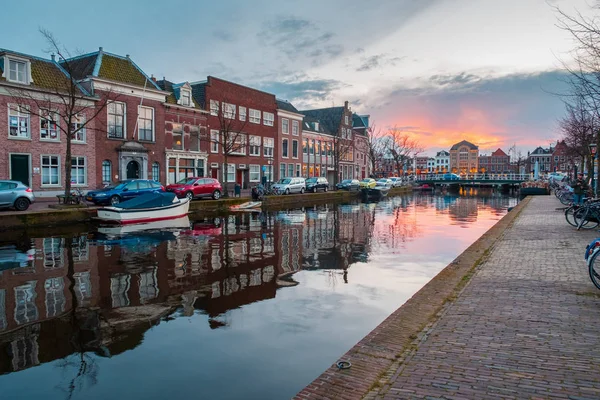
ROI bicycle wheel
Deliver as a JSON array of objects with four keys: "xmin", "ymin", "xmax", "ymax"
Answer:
[
  {"xmin": 559, "ymin": 192, "xmax": 574, "ymax": 206},
  {"xmin": 589, "ymin": 250, "xmax": 600, "ymax": 290},
  {"xmin": 576, "ymin": 208, "xmax": 600, "ymax": 230},
  {"xmin": 565, "ymin": 206, "xmax": 579, "ymax": 227}
]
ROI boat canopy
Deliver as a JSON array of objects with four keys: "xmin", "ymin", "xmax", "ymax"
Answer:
[{"xmin": 116, "ymin": 192, "xmax": 177, "ymax": 210}]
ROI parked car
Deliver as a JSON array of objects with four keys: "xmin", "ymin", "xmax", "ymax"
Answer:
[
  {"xmin": 272, "ymin": 177, "xmax": 306, "ymax": 195},
  {"xmin": 166, "ymin": 177, "xmax": 222, "ymax": 200},
  {"xmin": 336, "ymin": 179, "xmax": 360, "ymax": 191},
  {"xmin": 376, "ymin": 178, "xmax": 393, "ymax": 188},
  {"xmin": 389, "ymin": 177, "xmax": 403, "ymax": 187},
  {"xmin": 443, "ymin": 173, "xmax": 461, "ymax": 181},
  {"xmin": 0, "ymin": 180, "xmax": 35, "ymax": 211},
  {"xmin": 86, "ymin": 179, "xmax": 164, "ymax": 206},
  {"xmin": 360, "ymin": 178, "xmax": 377, "ymax": 189},
  {"xmin": 305, "ymin": 177, "xmax": 329, "ymax": 192}
]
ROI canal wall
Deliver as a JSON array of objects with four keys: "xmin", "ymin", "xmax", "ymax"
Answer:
[
  {"xmin": 295, "ymin": 196, "xmax": 531, "ymax": 400},
  {"xmin": 0, "ymin": 187, "xmax": 412, "ymax": 231}
]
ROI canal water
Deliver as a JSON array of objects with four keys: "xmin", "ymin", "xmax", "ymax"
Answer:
[{"xmin": 0, "ymin": 191, "xmax": 516, "ymax": 399}]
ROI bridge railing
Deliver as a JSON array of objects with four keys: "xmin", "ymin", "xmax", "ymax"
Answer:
[{"xmin": 415, "ymin": 173, "xmax": 531, "ymax": 181}]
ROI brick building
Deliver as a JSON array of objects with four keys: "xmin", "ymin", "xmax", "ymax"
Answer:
[
  {"xmin": 478, "ymin": 148, "xmax": 511, "ymax": 174},
  {"xmin": 302, "ymin": 116, "xmax": 334, "ymax": 182},
  {"xmin": 191, "ymin": 76, "xmax": 278, "ymax": 189},
  {"xmin": 551, "ymin": 140, "xmax": 576, "ymax": 173},
  {"xmin": 276, "ymin": 99, "xmax": 303, "ymax": 179},
  {"xmin": 156, "ymin": 79, "xmax": 209, "ymax": 185},
  {"xmin": 0, "ymin": 49, "xmax": 98, "ymax": 197},
  {"xmin": 527, "ymin": 146, "xmax": 553, "ymax": 173},
  {"xmin": 65, "ymin": 48, "xmax": 168, "ymax": 186}
]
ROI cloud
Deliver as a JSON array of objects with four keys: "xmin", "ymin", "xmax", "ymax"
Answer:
[
  {"xmin": 356, "ymin": 54, "xmax": 405, "ymax": 72},
  {"xmin": 429, "ymin": 72, "xmax": 482, "ymax": 87},
  {"xmin": 212, "ymin": 30, "xmax": 235, "ymax": 42},
  {"xmin": 258, "ymin": 78, "xmax": 345, "ymax": 104},
  {"xmin": 257, "ymin": 16, "xmax": 343, "ymax": 63}
]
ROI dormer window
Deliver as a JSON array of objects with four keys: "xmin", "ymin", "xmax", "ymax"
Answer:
[
  {"xmin": 181, "ymin": 89, "xmax": 191, "ymax": 107},
  {"xmin": 4, "ymin": 56, "xmax": 32, "ymax": 85}
]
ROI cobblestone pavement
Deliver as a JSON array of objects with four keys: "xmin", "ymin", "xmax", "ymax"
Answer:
[{"xmin": 374, "ymin": 196, "xmax": 600, "ymax": 399}]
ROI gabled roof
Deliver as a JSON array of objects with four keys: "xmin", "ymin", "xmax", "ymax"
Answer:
[
  {"xmin": 530, "ymin": 146, "xmax": 551, "ymax": 155},
  {"xmin": 300, "ymin": 106, "xmax": 345, "ymax": 135},
  {"xmin": 63, "ymin": 48, "xmax": 161, "ymax": 90},
  {"xmin": 450, "ymin": 140, "xmax": 478, "ymax": 150},
  {"xmin": 492, "ymin": 148, "xmax": 508, "ymax": 157},
  {"xmin": 276, "ymin": 99, "xmax": 301, "ymax": 114},
  {"xmin": 436, "ymin": 150, "xmax": 450, "ymax": 157},
  {"xmin": 156, "ymin": 79, "xmax": 201, "ymax": 109},
  {"xmin": 352, "ymin": 113, "xmax": 369, "ymax": 129},
  {"xmin": 190, "ymin": 81, "xmax": 207, "ymax": 109},
  {"xmin": 0, "ymin": 48, "xmax": 90, "ymax": 95}
]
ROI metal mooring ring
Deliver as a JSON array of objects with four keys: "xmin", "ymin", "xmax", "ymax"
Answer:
[{"xmin": 336, "ymin": 360, "xmax": 352, "ymax": 370}]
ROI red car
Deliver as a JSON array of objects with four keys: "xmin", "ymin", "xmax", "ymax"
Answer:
[{"xmin": 166, "ymin": 177, "xmax": 222, "ymax": 200}]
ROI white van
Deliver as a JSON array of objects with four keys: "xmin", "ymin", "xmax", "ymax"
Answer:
[{"xmin": 272, "ymin": 177, "xmax": 306, "ymax": 195}]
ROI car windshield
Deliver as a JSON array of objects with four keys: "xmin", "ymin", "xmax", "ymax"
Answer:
[
  {"xmin": 341, "ymin": 180, "xmax": 351, "ymax": 184},
  {"xmin": 278, "ymin": 179, "xmax": 291, "ymax": 184},
  {"xmin": 183, "ymin": 178, "xmax": 197, "ymax": 185},
  {"xmin": 361, "ymin": 179, "xmax": 372, "ymax": 182},
  {"xmin": 306, "ymin": 178, "xmax": 317, "ymax": 183},
  {"xmin": 105, "ymin": 181, "xmax": 128, "ymax": 190}
]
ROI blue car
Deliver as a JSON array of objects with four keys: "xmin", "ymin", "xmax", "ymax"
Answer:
[
  {"xmin": 443, "ymin": 173, "xmax": 461, "ymax": 181},
  {"xmin": 86, "ymin": 179, "xmax": 164, "ymax": 206}
]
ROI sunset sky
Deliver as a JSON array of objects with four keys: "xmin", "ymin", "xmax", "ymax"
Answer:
[{"xmin": 3, "ymin": 0, "xmax": 594, "ymax": 156}]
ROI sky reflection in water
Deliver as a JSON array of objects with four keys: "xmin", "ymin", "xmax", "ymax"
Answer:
[{"xmin": 0, "ymin": 192, "xmax": 516, "ymax": 399}]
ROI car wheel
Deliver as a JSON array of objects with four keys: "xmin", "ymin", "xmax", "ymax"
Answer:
[
  {"xmin": 186, "ymin": 191, "xmax": 194, "ymax": 201},
  {"xmin": 110, "ymin": 195, "xmax": 120, "ymax": 206},
  {"xmin": 324, "ymin": 186, "xmax": 328, "ymax": 192},
  {"xmin": 300, "ymin": 188, "xmax": 305, "ymax": 194},
  {"xmin": 285, "ymin": 188, "xmax": 290, "ymax": 195},
  {"xmin": 212, "ymin": 190, "xmax": 221, "ymax": 200},
  {"xmin": 14, "ymin": 197, "xmax": 30, "ymax": 211}
]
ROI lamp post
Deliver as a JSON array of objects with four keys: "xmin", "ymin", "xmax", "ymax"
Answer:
[
  {"xmin": 267, "ymin": 157, "xmax": 273, "ymax": 184},
  {"xmin": 589, "ymin": 143, "xmax": 597, "ymax": 195}
]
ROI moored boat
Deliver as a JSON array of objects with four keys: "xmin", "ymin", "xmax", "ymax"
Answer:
[
  {"xmin": 229, "ymin": 201, "xmax": 262, "ymax": 212},
  {"xmin": 96, "ymin": 192, "xmax": 190, "ymax": 225}
]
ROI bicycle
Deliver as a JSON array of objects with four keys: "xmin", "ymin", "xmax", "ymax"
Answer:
[
  {"xmin": 573, "ymin": 198, "xmax": 600, "ymax": 230},
  {"xmin": 584, "ymin": 238, "xmax": 600, "ymax": 290}
]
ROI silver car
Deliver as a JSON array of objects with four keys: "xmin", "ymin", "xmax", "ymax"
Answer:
[
  {"xmin": 272, "ymin": 177, "xmax": 306, "ymax": 195},
  {"xmin": 0, "ymin": 180, "xmax": 35, "ymax": 211}
]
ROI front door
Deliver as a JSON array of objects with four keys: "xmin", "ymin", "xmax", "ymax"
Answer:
[
  {"xmin": 126, "ymin": 161, "xmax": 140, "ymax": 179},
  {"xmin": 236, "ymin": 170, "xmax": 243, "ymax": 185},
  {"xmin": 211, "ymin": 169, "xmax": 218, "ymax": 180},
  {"xmin": 10, "ymin": 154, "xmax": 30, "ymax": 187}
]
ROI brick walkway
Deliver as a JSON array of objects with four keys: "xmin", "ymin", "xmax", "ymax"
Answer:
[{"xmin": 373, "ymin": 196, "xmax": 600, "ymax": 399}]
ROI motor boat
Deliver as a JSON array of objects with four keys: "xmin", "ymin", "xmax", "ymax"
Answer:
[{"xmin": 96, "ymin": 192, "xmax": 190, "ymax": 224}]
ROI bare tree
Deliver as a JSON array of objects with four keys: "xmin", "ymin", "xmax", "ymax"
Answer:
[
  {"xmin": 330, "ymin": 134, "xmax": 354, "ymax": 186},
  {"xmin": 5, "ymin": 29, "xmax": 117, "ymax": 201},
  {"xmin": 508, "ymin": 144, "xmax": 528, "ymax": 175},
  {"xmin": 364, "ymin": 123, "xmax": 386, "ymax": 178},
  {"xmin": 385, "ymin": 126, "xmax": 422, "ymax": 176},
  {"xmin": 202, "ymin": 99, "xmax": 249, "ymax": 197}
]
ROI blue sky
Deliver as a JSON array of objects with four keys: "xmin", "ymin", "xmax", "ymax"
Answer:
[{"xmin": 3, "ymin": 0, "xmax": 593, "ymax": 155}]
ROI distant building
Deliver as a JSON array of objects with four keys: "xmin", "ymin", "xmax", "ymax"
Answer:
[
  {"xmin": 449, "ymin": 140, "xmax": 479, "ymax": 174},
  {"xmin": 427, "ymin": 157, "xmax": 436, "ymax": 173},
  {"xmin": 551, "ymin": 140, "xmax": 577, "ymax": 173},
  {"xmin": 434, "ymin": 150, "xmax": 450, "ymax": 173},
  {"xmin": 527, "ymin": 146, "xmax": 553, "ymax": 173},
  {"xmin": 478, "ymin": 148, "xmax": 511, "ymax": 174},
  {"xmin": 415, "ymin": 156, "xmax": 429, "ymax": 173}
]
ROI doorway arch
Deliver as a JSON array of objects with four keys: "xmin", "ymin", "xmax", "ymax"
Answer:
[{"xmin": 126, "ymin": 160, "xmax": 140, "ymax": 179}]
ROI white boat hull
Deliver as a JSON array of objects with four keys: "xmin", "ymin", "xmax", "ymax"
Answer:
[{"xmin": 97, "ymin": 198, "xmax": 190, "ymax": 225}]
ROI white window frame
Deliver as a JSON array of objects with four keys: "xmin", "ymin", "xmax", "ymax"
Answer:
[
  {"xmin": 287, "ymin": 163, "xmax": 294, "ymax": 178},
  {"xmin": 137, "ymin": 105, "xmax": 154, "ymax": 142},
  {"xmin": 5, "ymin": 56, "xmax": 31, "ymax": 85},
  {"xmin": 249, "ymin": 164, "xmax": 260, "ymax": 182},
  {"xmin": 71, "ymin": 156, "xmax": 87, "ymax": 186},
  {"xmin": 345, "ymin": 115, "xmax": 349, "ymax": 125},
  {"xmin": 102, "ymin": 160, "xmax": 112, "ymax": 184},
  {"xmin": 249, "ymin": 109, "xmax": 261, "ymax": 124},
  {"xmin": 292, "ymin": 139, "xmax": 299, "ymax": 159},
  {"xmin": 282, "ymin": 118, "xmax": 289, "ymax": 134},
  {"xmin": 210, "ymin": 100, "xmax": 219, "ymax": 116},
  {"xmin": 239, "ymin": 106, "xmax": 247, "ymax": 121},
  {"xmin": 41, "ymin": 155, "xmax": 61, "ymax": 187},
  {"xmin": 180, "ymin": 89, "xmax": 192, "ymax": 107},
  {"xmin": 172, "ymin": 123, "xmax": 183, "ymax": 150},
  {"xmin": 210, "ymin": 130, "xmax": 219, "ymax": 153},
  {"xmin": 230, "ymin": 133, "xmax": 247, "ymax": 155},
  {"xmin": 249, "ymin": 135, "xmax": 261, "ymax": 156},
  {"xmin": 107, "ymin": 101, "xmax": 126, "ymax": 139},
  {"xmin": 8, "ymin": 104, "xmax": 30, "ymax": 139},
  {"xmin": 71, "ymin": 114, "xmax": 86, "ymax": 143},
  {"xmin": 263, "ymin": 112, "xmax": 274, "ymax": 126},
  {"xmin": 296, "ymin": 163, "xmax": 301, "ymax": 177},
  {"xmin": 223, "ymin": 102, "xmax": 236, "ymax": 119},
  {"xmin": 282, "ymin": 138, "xmax": 289, "ymax": 158},
  {"xmin": 280, "ymin": 163, "xmax": 286, "ymax": 180},
  {"xmin": 226, "ymin": 163, "xmax": 236, "ymax": 182},
  {"xmin": 263, "ymin": 137, "xmax": 274, "ymax": 157},
  {"xmin": 40, "ymin": 109, "xmax": 60, "ymax": 141},
  {"xmin": 292, "ymin": 120, "xmax": 299, "ymax": 136}
]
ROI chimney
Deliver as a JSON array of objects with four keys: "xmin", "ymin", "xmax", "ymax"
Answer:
[
  {"xmin": 126, "ymin": 54, "xmax": 130, "ymax": 59},
  {"xmin": 50, "ymin": 53, "xmax": 55, "ymax": 61},
  {"xmin": 150, "ymin": 74, "xmax": 157, "ymax": 82},
  {"xmin": 344, "ymin": 100, "xmax": 349, "ymax": 109},
  {"xmin": 99, "ymin": 47, "xmax": 103, "ymax": 52}
]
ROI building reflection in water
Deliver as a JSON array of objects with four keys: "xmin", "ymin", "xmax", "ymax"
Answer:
[{"xmin": 0, "ymin": 192, "xmax": 514, "ymax": 381}]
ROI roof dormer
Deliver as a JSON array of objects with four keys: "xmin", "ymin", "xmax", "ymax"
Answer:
[
  {"xmin": 175, "ymin": 82, "xmax": 194, "ymax": 107},
  {"xmin": 2, "ymin": 54, "xmax": 33, "ymax": 85}
]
